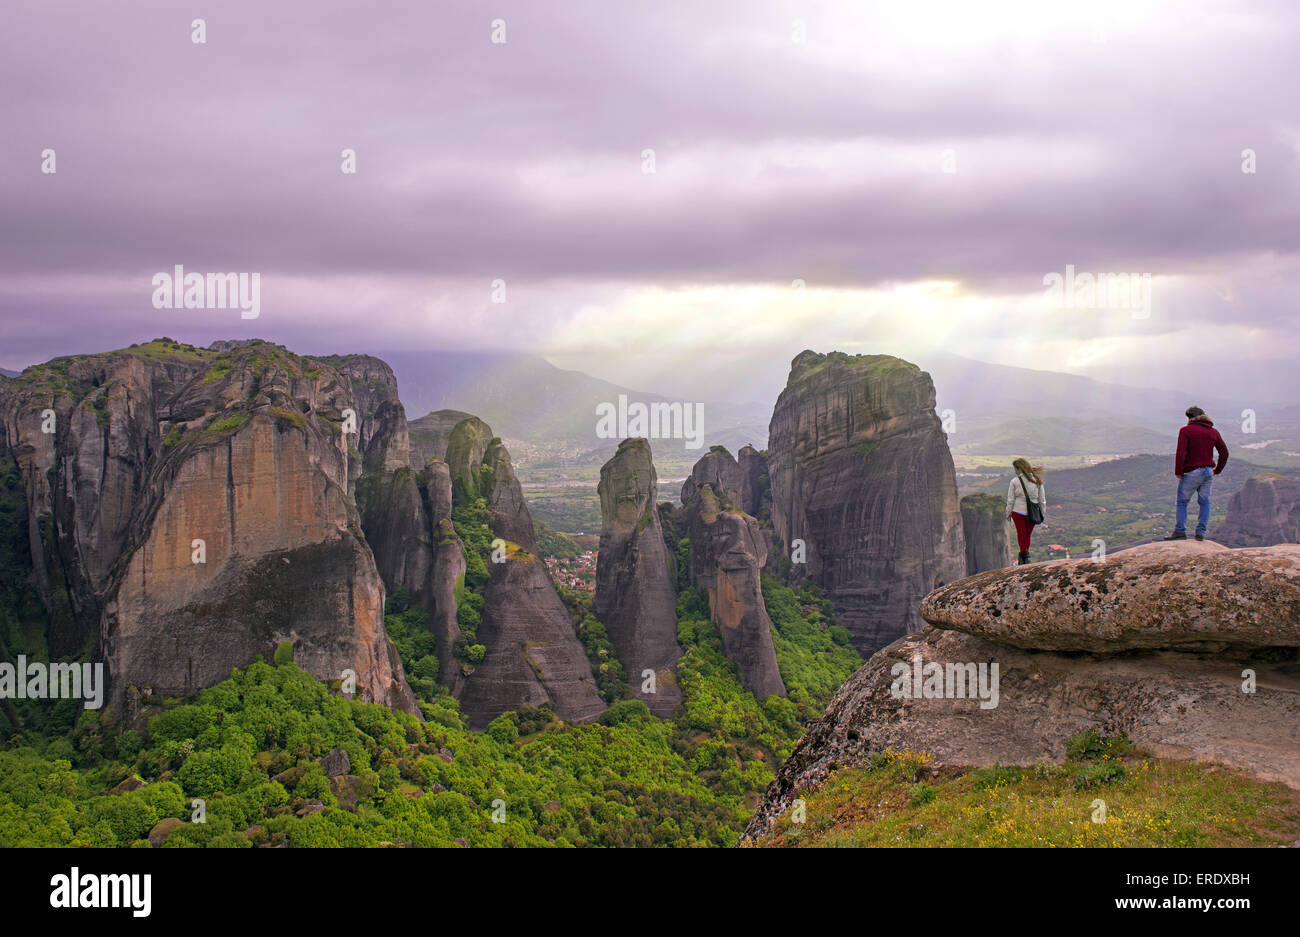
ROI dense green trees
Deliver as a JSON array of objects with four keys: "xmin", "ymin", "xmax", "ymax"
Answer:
[{"xmin": 0, "ymin": 512, "xmax": 861, "ymax": 847}]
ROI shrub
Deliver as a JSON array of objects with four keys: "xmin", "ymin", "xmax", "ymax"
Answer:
[
  {"xmin": 1071, "ymin": 760, "xmax": 1126, "ymax": 791},
  {"xmin": 908, "ymin": 782, "xmax": 938, "ymax": 807},
  {"xmin": 273, "ymin": 641, "xmax": 294, "ymax": 666},
  {"xmin": 600, "ymin": 699, "xmax": 651, "ymax": 727},
  {"xmin": 1066, "ymin": 729, "xmax": 1130, "ymax": 762}
]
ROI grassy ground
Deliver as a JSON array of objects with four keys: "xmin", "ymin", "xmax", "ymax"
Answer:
[{"xmin": 753, "ymin": 734, "xmax": 1300, "ymax": 848}]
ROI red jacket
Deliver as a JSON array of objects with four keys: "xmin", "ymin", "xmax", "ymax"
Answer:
[{"xmin": 1175, "ymin": 417, "xmax": 1229, "ymax": 476}]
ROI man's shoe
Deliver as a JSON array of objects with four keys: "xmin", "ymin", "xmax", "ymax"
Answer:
[
  {"xmin": 1195, "ymin": 534, "xmax": 1205, "ymax": 541},
  {"xmin": 1163, "ymin": 532, "xmax": 1187, "ymax": 540}
]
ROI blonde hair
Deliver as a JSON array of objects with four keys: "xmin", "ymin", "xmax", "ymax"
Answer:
[{"xmin": 1012, "ymin": 457, "xmax": 1043, "ymax": 487}]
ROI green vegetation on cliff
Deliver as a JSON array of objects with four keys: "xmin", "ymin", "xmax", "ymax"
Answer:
[{"xmin": 0, "ymin": 546, "xmax": 859, "ymax": 847}]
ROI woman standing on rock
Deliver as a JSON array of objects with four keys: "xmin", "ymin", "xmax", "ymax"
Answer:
[{"xmin": 1006, "ymin": 457, "xmax": 1046, "ymax": 565}]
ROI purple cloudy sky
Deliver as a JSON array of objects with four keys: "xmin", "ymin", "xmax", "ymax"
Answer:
[{"xmin": 2, "ymin": 0, "xmax": 1298, "ymax": 403}]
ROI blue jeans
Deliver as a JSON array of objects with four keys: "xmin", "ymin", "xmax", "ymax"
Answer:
[{"xmin": 1175, "ymin": 466, "xmax": 1213, "ymax": 535}]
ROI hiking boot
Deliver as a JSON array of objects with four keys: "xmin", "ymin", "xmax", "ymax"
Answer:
[
  {"xmin": 1017, "ymin": 551, "xmax": 1030, "ymax": 565},
  {"xmin": 1163, "ymin": 532, "xmax": 1187, "ymax": 540},
  {"xmin": 1195, "ymin": 534, "xmax": 1205, "ymax": 541}
]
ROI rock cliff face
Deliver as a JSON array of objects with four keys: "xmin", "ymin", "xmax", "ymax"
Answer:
[
  {"xmin": 320, "ymin": 354, "xmax": 410, "ymax": 472},
  {"xmin": 331, "ymin": 356, "xmax": 432, "ymax": 605},
  {"xmin": 960, "ymin": 493, "xmax": 1015, "ymax": 574},
  {"xmin": 0, "ymin": 340, "xmax": 419, "ymax": 713},
  {"xmin": 454, "ymin": 427, "xmax": 605, "ymax": 728},
  {"xmin": 422, "ymin": 458, "xmax": 465, "ymax": 694},
  {"xmin": 743, "ymin": 541, "xmax": 1300, "ymax": 841},
  {"xmin": 680, "ymin": 447, "xmax": 786, "ymax": 699},
  {"xmin": 0, "ymin": 351, "xmax": 185, "ymax": 656},
  {"xmin": 766, "ymin": 350, "xmax": 967, "ymax": 655},
  {"xmin": 1215, "ymin": 475, "xmax": 1300, "ymax": 547},
  {"xmin": 593, "ymin": 439, "xmax": 681, "ymax": 717},
  {"xmin": 737, "ymin": 444, "xmax": 770, "ymax": 519}
]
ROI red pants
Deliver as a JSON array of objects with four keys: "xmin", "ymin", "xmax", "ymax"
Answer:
[{"xmin": 1011, "ymin": 511, "xmax": 1035, "ymax": 553}]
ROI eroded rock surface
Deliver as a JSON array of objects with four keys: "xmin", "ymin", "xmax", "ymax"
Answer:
[
  {"xmin": 742, "ymin": 626, "xmax": 1300, "ymax": 841},
  {"xmin": 0, "ymin": 341, "xmax": 419, "ymax": 713},
  {"xmin": 681, "ymin": 447, "xmax": 786, "ymax": 699},
  {"xmin": 961, "ymin": 492, "xmax": 1015, "ymax": 574},
  {"xmin": 766, "ymin": 350, "xmax": 966, "ymax": 655},
  {"xmin": 921, "ymin": 541, "xmax": 1300, "ymax": 653},
  {"xmin": 455, "ymin": 430, "xmax": 605, "ymax": 728},
  {"xmin": 594, "ymin": 438, "xmax": 681, "ymax": 717},
  {"xmin": 1215, "ymin": 474, "xmax": 1300, "ymax": 548}
]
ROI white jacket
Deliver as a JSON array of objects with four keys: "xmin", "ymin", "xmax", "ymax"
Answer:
[{"xmin": 1007, "ymin": 473, "xmax": 1045, "ymax": 516}]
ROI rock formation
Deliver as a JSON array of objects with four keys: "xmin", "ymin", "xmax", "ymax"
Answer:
[
  {"xmin": 1214, "ymin": 474, "xmax": 1300, "ymax": 547},
  {"xmin": 766, "ymin": 350, "xmax": 967, "ymax": 655},
  {"xmin": 421, "ymin": 458, "xmax": 465, "ymax": 693},
  {"xmin": 445, "ymin": 416, "xmax": 494, "ymax": 500},
  {"xmin": 409, "ymin": 409, "xmax": 476, "ymax": 467},
  {"xmin": 454, "ymin": 425, "xmax": 605, "ymax": 728},
  {"xmin": 593, "ymin": 438, "xmax": 681, "ymax": 717},
  {"xmin": 736, "ymin": 444, "xmax": 770, "ymax": 519},
  {"xmin": 331, "ymin": 356, "xmax": 432, "ymax": 605},
  {"xmin": 680, "ymin": 447, "xmax": 786, "ymax": 699},
  {"xmin": 960, "ymin": 492, "xmax": 1015, "ymax": 574},
  {"xmin": 0, "ymin": 340, "xmax": 419, "ymax": 713},
  {"xmin": 742, "ymin": 541, "xmax": 1300, "ymax": 841},
  {"xmin": 921, "ymin": 540, "xmax": 1300, "ymax": 653},
  {"xmin": 0, "ymin": 351, "xmax": 177, "ymax": 656}
]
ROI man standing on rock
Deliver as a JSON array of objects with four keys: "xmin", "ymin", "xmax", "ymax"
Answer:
[{"xmin": 1165, "ymin": 406, "xmax": 1229, "ymax": 541}]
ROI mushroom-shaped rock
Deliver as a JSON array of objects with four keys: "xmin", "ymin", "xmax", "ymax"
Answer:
[{"xmin": 920, "ymin": 541, "xmax": 1300, "ymax": 653}]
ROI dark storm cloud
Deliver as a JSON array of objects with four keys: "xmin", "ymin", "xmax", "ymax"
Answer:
[{"xmin": 2, "ymin": 0, "xmax": 1299, "ymax": 375}]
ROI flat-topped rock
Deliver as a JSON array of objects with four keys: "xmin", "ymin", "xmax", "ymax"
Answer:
[{"xmin": 920, "ymin": 541, "xmax": 1300, "ymax": 653}]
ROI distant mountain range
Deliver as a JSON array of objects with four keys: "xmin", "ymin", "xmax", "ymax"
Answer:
[
  {"xmin": 0, "ymin": 367, "xmax": 19, "ymax": 379},
  {"xmin": 373, "ymin": 349, "xmax": 771, "ymax": 457},
  {"xmin": 370, "ymin": 348, "xmax": 1298, "ymax": 466},
  {"xmin": 924, "ymin": 351, "xmax": 1299, "ymax": 462}
]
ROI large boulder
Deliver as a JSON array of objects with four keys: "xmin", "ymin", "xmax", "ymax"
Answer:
[
  {"xmin": 594, "ymin": 438, "xmax": 681, "ymax": 716},
  {"xmin": 766, "ymin": 350, "xmax": 967, "ymax": 655},
  {"xmin": 920, "ymin": 541, "xmax": 1300, "ymax": 653}
]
